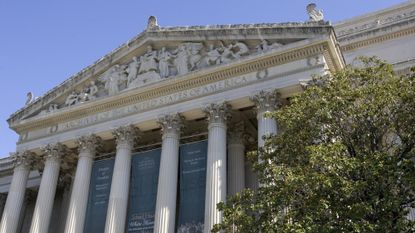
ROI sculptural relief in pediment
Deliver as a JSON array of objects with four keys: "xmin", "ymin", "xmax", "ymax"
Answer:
[{"xmin": 35, "ymin": 39, "xmax": 286, "ymax": 116}]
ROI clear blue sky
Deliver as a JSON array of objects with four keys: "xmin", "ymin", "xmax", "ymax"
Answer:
[{"xmin": 0, "ymin": 0, "xmax": 408, "ymax": 157}]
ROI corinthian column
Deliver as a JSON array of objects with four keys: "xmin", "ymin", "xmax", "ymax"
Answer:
[
  {"xmin": 0, "ymin": 152, "xmax": 33, "ymax": 233},
  {"xmin": 246, "ymin": 90, "xmax": 279, "ymax": 189},
  {"xmin": 203, "ymin": 103, "xmax": 231, "ymax": 233},
  {"xmin": 29, "ymin": 143, "xmax": 67, "ymax": 233},
  {"xmin": 64, "ymin": 135, "xmax": 101, "ymax": 233},
  {"xmin": 154, "ymin": 114, "xmax": 183, "ymax": 233},
  {"xmin": 227, "ymin": 121, "xmax": 246, "ymax": 196},
  {"xmin": 104, "ymin": 125, "xmax": 139, "ymax": 233},
  {"xmin": 251, "ymin": 90, "xmax": 279, "ymax": 148}
]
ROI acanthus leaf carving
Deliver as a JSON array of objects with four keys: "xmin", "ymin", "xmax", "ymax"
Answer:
[
  {"xmin": 251, "ymin": 90, "xmax": 281, "ymax": 113},
  {"xmin": 113, "ymin": 125, "xmax": 141, "ymax": 148},
  {"xmin": 204, "ymin": 102, "xmax": 232, "ymax": 125},
  {"xmin": 157, "ymin": 113, "xmax": 184, "ymax": 137}
]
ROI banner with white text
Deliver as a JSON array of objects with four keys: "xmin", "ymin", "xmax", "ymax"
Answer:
[
  {"xmin": 177, "ymin": 141, "xmax": 208, "ymax": 233},
  {"xmin": 126, "ymin": 149, "xmax": 161, "ymax": 233},
  {"xmin": 83, "ymin": 158, "xmax": 115, "ymax": 233}
]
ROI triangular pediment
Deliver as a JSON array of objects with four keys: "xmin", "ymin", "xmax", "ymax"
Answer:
[{"xmin": 8, "ymin": 21, "xmax": 336, "ymax": 128}]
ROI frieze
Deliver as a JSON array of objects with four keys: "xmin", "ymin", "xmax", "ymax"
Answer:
[{"xmin": 58, "ymin": 74, "xmax": 252, "ymax": 132}]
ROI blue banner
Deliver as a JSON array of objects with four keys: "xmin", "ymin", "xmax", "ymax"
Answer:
[
  {"xmin": 83, "ymin": 158, "xmax": 115, "ymax": 233},
  {"xmin": 126, "ymin": 149, "xmax": 161, "ymax": 233},
  {"xmin": 177, "ymin": 141, "xmax": 208, "ymax": 233}
]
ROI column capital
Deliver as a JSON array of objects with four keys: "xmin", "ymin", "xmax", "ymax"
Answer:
[
  {"xmin": 157, "ymin": 113, "xmax": 184, "ymax": 137},
  {"xmin": 203, "ymin": 102, "xmax": 232, "ymax": 125},
  {"xmin": 41, "ymin": 143, "xmax": 68, "ymax": 163},
  {"xmin": 77, "ymin": 134, "xmax": 102, "ymax": 156},
  {"xmin": 250, "ymin": 90, "xmax": 281, "ymax": 113},
  {"xmin": 113, "ymin": 125, "xmax": 141, "ymax": 148},
  {"xmin": 228, "ymin": 121, "xmax": 247, "ymax": 145},
  {"xmin": 11, "ymin": 151, "xmax": 35, "ymax": 169}
]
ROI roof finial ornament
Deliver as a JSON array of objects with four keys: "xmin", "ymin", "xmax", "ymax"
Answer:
[
  {"xmin": 147, "ymin": 16, "xmax": 159, "ymax": 30},
  {"xmin": 306, "ymin": 3, "xmax": 324, "ymax": 22}
]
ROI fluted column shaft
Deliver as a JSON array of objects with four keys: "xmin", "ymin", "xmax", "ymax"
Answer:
[
  {"xmin": 0, "ymin": 152, "xmax": 32, "ymax": 233},
  {"xmin": 257, "ymin": 111, "xmax": 277, "ymax": 147},
  {"xmin": 227, "ymin": 123, "xmax": 245, "ymax": 196},
  {"xmin": 29, "ymin": 144, "xmax": 66, "ymax": 233},
  {"xmin": 249, "ymin": 90, "xmax": 279, "ymax": 189},
  {"xmin": 64, "ymin": 135, "xmax": 100, "ymax": 233},
  {"xmin": 105, "ymin": 126, "xmax": 138, "ymax": 233},
  {"xmin": 154, "ymin": 114, "xmax": 182, "ymax": 233},
  {"xmin": 203, "ymin": 103, "xmax": 230, "ymax": 233},
  {"xmin": 253, "ymin": 91, "xmax": 279, "ymax": 148}
]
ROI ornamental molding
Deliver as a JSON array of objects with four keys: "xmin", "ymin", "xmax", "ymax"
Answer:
[
  {"xmin": 335, "ymin": 2, "xmax": 415, "ymax": 38},
  {"xmin": 8, "ymin": 23, "xmax": 335, "ymax": 126},
  {"xmin": 340, "ymin": 26, "xmax": 415, "ymax": 52},
  {"xmin": 13, "ymin": 39, "xmax": 343, "ymax": 138}
]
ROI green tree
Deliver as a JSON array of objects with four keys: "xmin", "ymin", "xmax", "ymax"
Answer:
[{"xmin": 213, "ymin": 57, "xmax": 415, "ymax": 233}]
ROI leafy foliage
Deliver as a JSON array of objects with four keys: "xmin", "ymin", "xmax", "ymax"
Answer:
[{"xmin": 213, "ymin": 57, "xmax": 415, "ymax": 233}]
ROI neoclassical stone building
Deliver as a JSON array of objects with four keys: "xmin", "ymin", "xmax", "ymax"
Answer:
[{"xmin": 0, "ymin": 2, "xmax": 414, "ymax": 233}]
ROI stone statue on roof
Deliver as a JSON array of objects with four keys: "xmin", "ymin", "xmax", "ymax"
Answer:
[
  {"xmin": 307, "ymin": 3, "xmax": 324, "ymax": 22},
  {"xmin": 147, "ymin": 16, "xmax": 159, "ymax": 30}
]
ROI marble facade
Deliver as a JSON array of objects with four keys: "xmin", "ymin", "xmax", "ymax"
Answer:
[{"xmin": 0, "ymin": 2, "xmax": 415, "ymax": 233}]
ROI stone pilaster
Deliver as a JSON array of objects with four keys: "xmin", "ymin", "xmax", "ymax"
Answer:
[
  {"xmin": 203, "ymin": 103, "xmax": 231, "ymax": 233},
  {"xmin": 29, "ymin": 143, "xmax": 67, "ymax": 233},
  {"xmin": 227, "ymin": 121, "xmax": 246, "ymax": 196},
  {"xmin": 154, "ymin": 114, "xmax": 183, "ymax": 233},
  {"xmin": 64, "ymin": 134, "xmax": 101, "ymax": 233},
  {"xmin": 104, "ymin": 125, "xmax": 140, "ymax": 233},
  {"xmin": 0, "ymin": 151, "xmax": 34, "ymax": 233}
]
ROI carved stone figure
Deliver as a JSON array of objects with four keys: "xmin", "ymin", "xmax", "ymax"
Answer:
[
  {"xmin": 49, "ymin": 104, "xmax": 59, "ymax": 112},
  {"xmin": 231, "ymin": 42, "xmax": 249, "ymax": 59},
  {"xmin": 100, "ymin": 65, "xmax": 126, "ymax": 96},
  {"xmin": 139, "ymin": 46, "xmax": 158, "ymax": 74},
  {"xmin": 307, "ymin": 3, "xmax": 324, "ymax": 22},
  {"xmin": 79, "ymin": 81, "xmax": 99, "ymax": 102},
  {"xmin": 206, "ymin": 44, "xmax": 221, "ymax": 65},
  {"xmin": 174, "ymin": 44, "xmax": 190, "ymax": 75},
  {"xmin": 219, "ymin": 43, "xmax": 234, "ymax": 63},
  {"xmin": 65, "ymin": 91, "xmax": 80, "ymax": 106},
  {"xmin": 256, "ymin": 39, "xmax": 282, "ymax": 53},
  {"xmin": 39, "ymin": 103, "xmax": 59, "ymax": 115},
  {"xmin": 147, "ymin": 16, "xmax": 159, "ymax": 30},
  {"xmin": 187, "ymin": 43, "xmax": 203, "ymax": 70},
  {"xmin": 25, "ymin": 92, "xmax": 34, "ymax": 105},
  {"xmin": 158, "ymin": 47, "xmax": 172, "ymax": 78},
  {"xmin": 126, "ymin": 57, "xmax": 140, "ymax": 84}
]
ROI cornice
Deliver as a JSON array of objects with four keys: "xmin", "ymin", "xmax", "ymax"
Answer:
[
  {"xmin": 340, "ymin": 26, "xmax": 415, "ymax": 52},
  {"xmin": 7, "ymin": 23, "xmax": 333, "ymax": 125},
  {"xmin": 335, "ymin": 1, "xmax": 415, "ymax": 37},
  {"xmin": 12, "ymin": 38, "xmax": 343, "ymax": 135}
]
